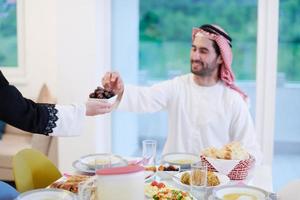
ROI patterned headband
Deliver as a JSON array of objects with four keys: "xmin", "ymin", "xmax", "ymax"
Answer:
[
  {"xmin": 192, "ymin": 26, "xmax": 247, "ymax": 100},
  {"xmin": 200, "ymin": 24, "xmax": 232, "ymax": 47}
]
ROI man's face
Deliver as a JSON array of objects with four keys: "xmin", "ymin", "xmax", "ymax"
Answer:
[{"xmin": 190, "ymin": 35, "xmax": 222, "ymax": 77}]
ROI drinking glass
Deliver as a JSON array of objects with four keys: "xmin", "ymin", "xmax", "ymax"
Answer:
[
  {"xmin": 190, "ymin": 161, "xmax": 207, "ymax": 199},
  {"xmin": 142, "ymin": 140, "xmax": 157, "ymax": 167},
  {"xmin": 78, "ymin": 177, "xmax": 97, "ymax": 200}
]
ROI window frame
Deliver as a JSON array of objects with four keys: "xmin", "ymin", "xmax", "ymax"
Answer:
[{"xmin": 255, "ymin": 0, "xmax": 279, "ymax": 165}]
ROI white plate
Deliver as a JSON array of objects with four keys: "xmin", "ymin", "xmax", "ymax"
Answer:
[
  {"xmin": 161, "ymin": 153, "xmax": 200, "ymax": 169},
  {"xmin": 15, "ymin": 188, "xmax": 76, "ymax": 200},
  {"xmin": 213, "ymin": 185, "xmax": 269, "ymax": 199},
  {"xmin": 73, "ymin": 159, "xmax": 155, "ymax": 181},
  {"xmin": 79, "ymin": 153, "xmax": 127, "ymax": 170},
  {"xmin": 72, "ymin": 160, "xmax": 95, "ymax": 174},
  {"xmin": 173, "ymin": 171, "xmax": 230, "ymax": 189}
]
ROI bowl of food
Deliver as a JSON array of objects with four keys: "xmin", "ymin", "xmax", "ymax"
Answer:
[
  {"xmin": 161, "ymin": 153, "xmax": 200, "ymax": 169},
  {"xmin": 173, "ymin": 170, "xmax": 230, "ymax": 189},
  {"xmin": 88, "ymin": 86, "xmax": 118, "ymax": 104},
  {"xmin": 201, "ymin": 142, "xmax": 255, "ymax": 180},
  {"xmin": 156, "ymin": 164, "xmax": 180, "ymax": 180},
  {"xmin": 212, "ymin": 185, "xmax": 269, "ymax": 200}
]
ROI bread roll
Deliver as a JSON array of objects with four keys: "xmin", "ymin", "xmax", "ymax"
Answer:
[
  {"xmin": 202, "ymin": 147, "xmax": 219, "ymax": 158},
  {"xmin": 201, "ymin": 141, "xmax": 249, "ymax": 160}
]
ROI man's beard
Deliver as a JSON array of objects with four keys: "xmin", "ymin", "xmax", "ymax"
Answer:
[{"xmin": 191, "ymin": 60, "xmax": 218, "ymax": 77}]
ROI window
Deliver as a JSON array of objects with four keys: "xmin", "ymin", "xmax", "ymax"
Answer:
[
  {"xmin": 0, "ymin": 0, "xmax": 17, "ymax": 67},
  {"xmin": 111, "ymin": 0, "xmax": 258, "ymax": 159},
  {"xmin": 0, "ymin": 0, "xmax": 25, "ymax": 82},
  {"xmin": 273, "ymin": 0, "xmax": 300, "ymax": 191}
]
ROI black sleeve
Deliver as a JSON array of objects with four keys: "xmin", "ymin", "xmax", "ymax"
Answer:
[{"xmin": 0, "ymin": 71, "xmax": 57, "ymax": 135}]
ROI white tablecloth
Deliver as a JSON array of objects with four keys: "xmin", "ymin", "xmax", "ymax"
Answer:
[{"xmin": 247, "ymin": 164, "xmax": 273, "ymax": 192}]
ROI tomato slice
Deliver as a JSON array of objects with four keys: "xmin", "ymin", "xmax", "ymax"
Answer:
[
  {"xmin": 151, "ymin": 180, "xmax": 158, "ymax": 187},
  {"xmin": 157, "ymin": 182, "xmax": 165, "ymax": 189}
]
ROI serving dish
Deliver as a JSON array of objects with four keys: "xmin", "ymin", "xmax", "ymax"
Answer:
[
  {"xmin": 156, "ymin": 164, "xmax": 180, "ymax": 180},
  {"xmin": 161, "ymin": 153, "xmax": 200, "ymax": 169},
  {"xmin": 173, "ymin": 171, "xmax": 230, "ymax": 189}
]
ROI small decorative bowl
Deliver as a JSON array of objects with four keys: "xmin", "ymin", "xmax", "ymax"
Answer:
[
  {"xmin": 161, "ymin": 152, "xmax": 200, "ymax": 169},
  {"xmin": 156, "ymin": 164, "xmax": 180, "ymax": 180}
]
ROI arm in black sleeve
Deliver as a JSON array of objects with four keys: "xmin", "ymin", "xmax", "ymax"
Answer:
[{"xmin": 0, "ymin": 71, "xmax": 54, "ymax": 135}]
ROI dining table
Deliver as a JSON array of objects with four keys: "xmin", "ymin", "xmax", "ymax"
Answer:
[
  {"xmin": 73, "ymin": 156, "xmax": 274, "ymax": 191},
  {"xmin": 47, "ymin": 156, "xmax": 275, "ymax": 200}
]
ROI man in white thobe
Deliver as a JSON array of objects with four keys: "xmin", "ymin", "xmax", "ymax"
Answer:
[{"xmin": 102, "ymin": 24, "xmax": 262, "ymax": 163}]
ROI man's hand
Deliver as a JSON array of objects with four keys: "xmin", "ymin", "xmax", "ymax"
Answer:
[
  {"xmin": 101, "ymin": 72, "xmax": 124, "ymax": 95},
  {"xmin": 85, "ymin": 100, "xmax": 113, "ymax": 116}
]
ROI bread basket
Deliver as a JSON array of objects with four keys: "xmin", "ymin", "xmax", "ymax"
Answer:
[{"xmin": 200, "ymin": 155, "xmax": 255, "ymax": 180}]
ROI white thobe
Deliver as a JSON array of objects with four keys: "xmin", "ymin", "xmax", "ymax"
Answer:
[{"xmin": 118, "ymin": 74, "xmax": 262, "ymax": 163}]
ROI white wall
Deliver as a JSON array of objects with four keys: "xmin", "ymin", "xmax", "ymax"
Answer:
[
  {"xmin": 4, "ymin": 0, "xmax": 57, "ymax": 97},
  {"xmin": 56, "ymin": 0, "xmax": 111, "ymax": 172},
  {"xmin": 3, "ymin": 0, "xmax": 112, "ymax": 172}
]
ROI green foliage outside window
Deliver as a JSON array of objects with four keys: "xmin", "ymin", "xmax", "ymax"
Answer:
[
  {"xmin": 0, "ymin": 0, "xmax": 17, "ymax": 67},
  {"xmin": 278, "ymin": 0, "xmax": 300, "ymax": 82},
  {"xmin": 140, "ymin": 0, "xmax": 300, "ymax": 82},
  {"xmin": 139, "ymin": 0, "xmax": 257, "ymax": 80}
]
